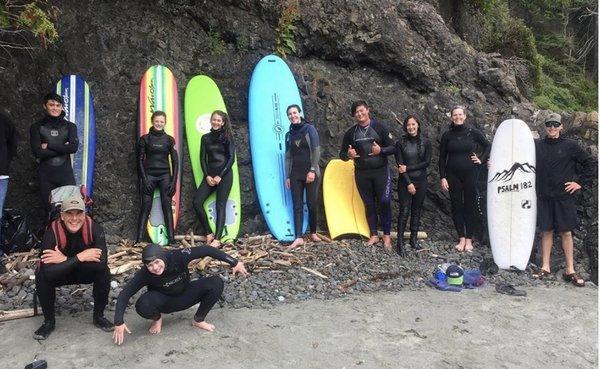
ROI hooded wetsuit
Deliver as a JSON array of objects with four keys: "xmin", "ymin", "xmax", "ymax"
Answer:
[
  {"xmin": 285, "ymin": 120, "xmax": 321, "ymax": 237},
  {"xmin": 192, "ymin": 128, "xmax": 235, "ymax": 240},
  {"xmin": 395, "ymin": 134, "xmax": 431, "ymax": 236},
  {"xmin": 30, "ymin": 112, "xmax": 78, "ymax": 213},
  {"xmin": 114, "ymin": 246, "xmax": 237, "ymax": 325},
  {"xmin": 136, "ymin": 127, "xmax": 179, "ymax": 243},
  {"xmin": 339, "ymin": 119, "xmax": 395, "ymax": 235},
  {"xmin": 439, "ymin": 124, "xmax": 490, "ymax": 238}
]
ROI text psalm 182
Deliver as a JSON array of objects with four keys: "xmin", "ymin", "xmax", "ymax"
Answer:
[{"xmin": 497, "ymin": 181, "xmax": 533, "ymax": 193}]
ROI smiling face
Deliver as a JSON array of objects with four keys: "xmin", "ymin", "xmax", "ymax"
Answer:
[
  {"xmin": 451, "ymin": 108, "xmax": 466, "ymax": 125},
  {"xmin": 545, "ymin": 122, "xmax": 562, "ymax": 139},
  {"xmin": 353, "ymin": 105, "xmax": 371, "ymax": 126},
  {"xmin": 146, "ymin": 258, "xmax": 166, "ymax": 275},
  {"xmin": 152, "ymin": 114, "xmax": 166, "ymax": 131},
  {"xmin": 405, "ymin": 117, "xmax": 419, "ymax": 137},
  {"xmin": 287, "ymin": 107, "xmax": 302, "ymax": 124},
  {"xmin": 60, "ymin": 210, "xmax": 85, "ymax": 233},
  {"xmin": 210, "ymin": 112, "xmax": 224, "ymax": 130},
  {"xmin": 43, "ymin": 99, "xmax": 63, "ymax": 117}
]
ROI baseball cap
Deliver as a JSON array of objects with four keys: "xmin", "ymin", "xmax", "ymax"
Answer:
[
  {"xmin": 544, "ymin": 113, "xmax": 562, "ymax": 125},
  {"xmin": 61, "ymin": 194, "xmax": 85, "ymax": 212},
  {"xmin": 446, "ymin": 264, "xmax": 464, "ymax": 286}
]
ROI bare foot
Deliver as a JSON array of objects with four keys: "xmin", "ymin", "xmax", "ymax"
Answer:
[
  {"xmin": 288, "ymin": 238, "xmax": 304, "ymax": 249},
  {"xmin": 149, "ymin": 317, "xmax": 162, "ymax": 334},
  {"xmin": 365, "ymin": 236, "xmax": 380, "ymax": 246},
  {"xmin": 454, "ymin": 238, "xmax": 466, "ymax": 252},
  {"xmin": 209, "ymin": 239, "xmax": 221, "ymax": 248},
  {"xmin": 382, "ymin": 235, "xmax": 392, "ymax": 251},
  {"xmin": 464, "ymin": 239, "xmax": 474, "ymax": 252},
  {"xmin": 206, "ymin": 233, "xmax": 215, "ymax": 244},
  {"xmin": 310, "ymin": 233, "xmax": 322, "ymax": 242},
  {"xmin": 192, "ymin": 320, "xmax": 215, "ymax": 332}
]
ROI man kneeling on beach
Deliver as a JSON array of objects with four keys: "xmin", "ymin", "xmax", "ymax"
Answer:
[
  {"xmin": 34, "ymin": 194, "xmax": 114, "ymax": 340},
  {"xmin": 112, "ymin": 243, "xmax": 249, "ymax": 345}
]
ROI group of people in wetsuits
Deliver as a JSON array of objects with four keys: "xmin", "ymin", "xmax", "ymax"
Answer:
[{"xmin": 0, "ymin": 89, "xmax": 591, "ymax": 343}]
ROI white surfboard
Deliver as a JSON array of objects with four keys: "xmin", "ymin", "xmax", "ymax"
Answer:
[{"xmin": 487, "ymin": 119, "xmax": 537, "ymax": 270}]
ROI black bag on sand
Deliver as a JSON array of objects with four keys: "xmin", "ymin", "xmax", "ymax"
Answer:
[{"xmin": 1, "ymin": 208, "xmax": 39, "ymax": 254}]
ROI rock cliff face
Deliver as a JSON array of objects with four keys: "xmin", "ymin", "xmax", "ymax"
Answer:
[{"xmin": 0, "ymin": 1, "xmax": 596, "ymax": 254}]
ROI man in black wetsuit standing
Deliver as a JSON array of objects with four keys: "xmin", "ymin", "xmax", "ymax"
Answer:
[
  {"xmin": 34, "ymin": 194, "xmax": 113, "ymax": 340},
  {"xmin": 113, "ymin": 243, "xmax": 248, "ymax": 345},
  {"xmin": 30, "ymin": 93, "xmax": 78, "ymax": 215},
  {"xmin": 535, "ymin": 113, "xmax": 595, "ymax": 287},
  {"xmin": 339, "ymin": 101, "xmax": 396, "ymax": 250}
]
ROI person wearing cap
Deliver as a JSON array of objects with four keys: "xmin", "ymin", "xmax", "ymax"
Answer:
[
  {"xmin": 29, "ymin": 92, "xmax": 79, "ymax": 215},
  {"xmin": 535, "ymin": 113, "xmax": 596, "ymax": 287},
  {"xmin": 112, "ymin": 243, "xmax": 249, "ymax": 346},
  {"xmin": 33, "ymin": 194, "xmax": 113, "ymax": 340}
]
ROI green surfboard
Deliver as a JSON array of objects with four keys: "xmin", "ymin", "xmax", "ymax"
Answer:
[{"xmin": 184, "ymin": 75, "xmax": 241, "ymax": 242}]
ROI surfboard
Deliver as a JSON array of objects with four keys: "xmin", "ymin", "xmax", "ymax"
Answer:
[
  {"xmin": 487, "ymin": 119, "xmax": 537, "ymax": 270},
  {"xmin": 138, "ymin": 65, "xmax": 182, "ymax": 245},
  {"xmin": 248, "ymin": 54, "xmax": 307, "ymax": 242},
  {"xmin": 323, "ymin": 159, "xmax": 370, "ymax": 239},
  {"xmin": 56, "ymin": 75, "xmax": 95, "ymax": 196},
  {"xmin": 184, "ymin": 75, "xmax": 241, "ymax": 242}
]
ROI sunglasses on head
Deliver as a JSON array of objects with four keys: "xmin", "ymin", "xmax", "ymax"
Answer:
[{"xmin": 545, "ymin": 121, "xmax": 561, "ymax": 128}]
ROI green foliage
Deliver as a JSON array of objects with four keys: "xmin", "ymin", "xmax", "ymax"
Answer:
[
  {"xmin": 0, "ymin": 1, "xmax": 58, "ymax": 48},
  {"xmin": 208, "ymin": 31, "xmax": 226, "ymax": 56},
  {"xmin": 236, "ymin": 34, "xmax": 250, "ymax": 52},
  {"xmin": 275, "ymin": 0, "xmax": 299, "ymax": 58},
  {"xmin": 446, "ymin": 83, "xmax": 461, "ymax": 95}
]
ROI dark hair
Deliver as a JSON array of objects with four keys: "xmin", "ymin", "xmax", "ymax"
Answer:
[
  {"xmin": 450, "ymin": 105, "xmax": 467, "ymax": 116},
  {"xmin": 350, "ymin": 100, "xmax": 369, "ymax": 116},
  {"xmin": 286, "ymin": 104, "xmax": 302, "ymax": 115},
  {"xmin": 151, "ymin": 110, "xmax": 167, "ymax": 122},
  {"xmin": 43, "ymin": 92, "xmax": 64, "ymax": 105},
  {"xmin": 403, "ymin": 115, "xmax": 421, "ymax": 136},
  {"xmin": 211, "ymin": 110, "xmax": 233, "ymax": 139}
]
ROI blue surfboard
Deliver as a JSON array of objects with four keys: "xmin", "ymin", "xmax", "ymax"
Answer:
[
  {"xmin": 248, "ymin": 55, "xmax": 308, "ymax": 242},
  {"xmin": 56, "ymin": 75, "xmax": 96, "ymax": 196}
]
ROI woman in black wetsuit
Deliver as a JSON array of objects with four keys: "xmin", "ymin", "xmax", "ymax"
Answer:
[
  {"xmin": 136, "ymin": 111, "xmax": 179, "ymax": 244},
  {"xmin": 394, "ymin": 115, "xmax": 431, "ymax": 256},
  {"xmin": 284, "ymin": 104, "xmax": 321, "ymax": 249},
  {"xmin": 112, "ymin": 243, "xmax": 249, "ymax": 345},
  {"xmin": 439, "ymin": 106, "xmax": 490, "ymax": 252},
  {"xmin": 192, "ymin": 110, "xmax": 235, "ymax": 248}
]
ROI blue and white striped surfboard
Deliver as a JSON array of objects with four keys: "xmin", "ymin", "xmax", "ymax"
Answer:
[{"xmin": 56, "ymin": 75, "xmax": 96, "ymax": 196}]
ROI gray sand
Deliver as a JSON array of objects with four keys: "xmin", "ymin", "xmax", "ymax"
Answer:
[{"xmin": 0, "ymin": 285, "xmax": 596, "ymax": 369}]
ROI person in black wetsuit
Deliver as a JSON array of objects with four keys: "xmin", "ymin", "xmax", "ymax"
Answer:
[
  {"xmin": 192, "ymin": 110, "xmax": 235, "ymax": 248},
  {"xmin": 136, "ymin": 111, "xmax": 179, "ymax": 244},
  {"xmin": 535, "ymin": 113, "xmax": 595, "ymax": 287},
  {"xmin": 112, "ymin": 243, "xmax": 249, "ymax": 345},
  {"xmin": 285, "ymin": 104, "xmax": 322, "ymax": 249},
  {"xmin": 439, "ymin": 106, "xmax": 490, "ymax": 252},
  {"xmin": 394, "ymin": 115, "xmax": 431, "ymax": 256},
  {"xmin": 30, "ymin": 93, "xmax": 78, "ymax": 215},
  {"xmin": 339, "ymin": 101, "xmax": 396, "ymax": 250},
  {"xmin": 33, "ymin": 194, "xmax": 113, "ymax": 340}
]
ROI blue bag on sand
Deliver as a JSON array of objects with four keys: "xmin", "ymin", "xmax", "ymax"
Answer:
[{"xmin": 463, "ymin": 269, "xmax": 485, "ymax": 288}]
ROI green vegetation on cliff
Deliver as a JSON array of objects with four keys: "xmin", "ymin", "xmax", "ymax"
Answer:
[{"xmin": 0, "ymin": 0, "xmax": 58, "ymax": 49}]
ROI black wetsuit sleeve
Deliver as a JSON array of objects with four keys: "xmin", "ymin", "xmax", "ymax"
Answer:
[
  {"xmin": 200, "ymin": 135, "xmax": 209, "ymax": 177},
  {"xmin": 169, "ymin": 136, "xmax": 179, "ymax": 183},
  {"xmin": 408, "ymin": 139, "xmax": 432, "ymax": 172},
  {"xmin": 439, "ymin": 132, "xmax": 448, "ymax": 179},
  {"xmin": 39, "ymin": 228, "xmax": 80, "ymax": 281},
  {"xmin": 46, "ymin": 123, "xmax": 79, "ymax": 154},
  {"xmin": 6, "ymin": 120, "xmax": 17, "ymax": 162},
  {"xmin": 114, "ymin": 270, "xmax": 148, "ymax": 326},
  {"xmin": 572, "ymin": 141, "xmax": 596, "ymax": 185},
  {"xmin": 473, "ymin": 128, "xmax": 491, "ymax": 163},
  {"xmin": 29, "ymin": 122, "xmax": 59, "ymax": 159},
  {"xmin": 137, "ymin": 136, "xmax": 148, "ymax": 181},
  {"xmin": 339, "ymin": 129, "xmax": 353, "ymax": 161},
  {"xmin": 93, "ymin": 223, "xmax": 108, "ymax": 266},
  {"xmin": 181, "ymin": 246, "xmax": 238, "ymax": 267},
  {"xmin": 394, "ymin": 141, "xmax": 412, "ymax": 184},
  {"xmin": 377, "ymin": 123, "xmax": 396, "ymax": 156},
  {"xmin": 307, "ymin": 126, "xmax": 321, "ymax": 173},
  {"xmin": 284, "ymin": 132, "xmax": 292, "ymax": 178},
  {"xmin": 218, "ymin": 138, "xmax": 235, "ymax": 178}
]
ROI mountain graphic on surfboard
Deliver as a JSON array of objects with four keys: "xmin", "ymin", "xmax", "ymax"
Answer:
[{"xmin": 488, "ymin": 162, "xmax": 536, "ymax": 183}]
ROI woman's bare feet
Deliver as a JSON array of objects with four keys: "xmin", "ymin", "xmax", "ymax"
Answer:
[
  {"xmin": 310, "ymin": 233, "xmax": 322, "ymax": 242},
  {"xmin": 209, "ymin": 239, "xmax": 221, "ymax": 248},
  {"xmin": 365, "ymin": 236, "xmax": 380, "ymax": 246},
  {"xmin": 149, "ymin": 317, "xmax": 162, "ymax": 334},
  {"xmin": 455, "ymin": 237, "xmax": 466, "ymax": 252},
  {"xmin": 382, "ymin": 235, "xmax": 392, "ymax": 251},
  {"xmin": 192, "ymin": 320, "xmax": 215, "ymax": 332},
  {"xmin": 464, "ymin": 239, "xmax": 474, "ymax": 252},
  {"xmin": 288, "ymin": 237, "xmax": 304, "ymax": 249},
  {"xmin": 206, "ymin": 233, "xmax": 215, "ymax": 245}
]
